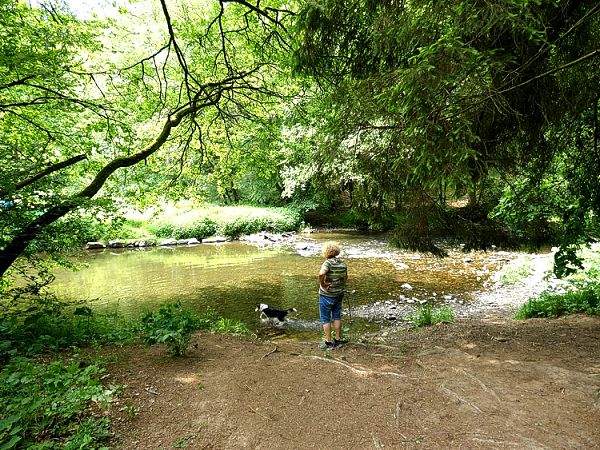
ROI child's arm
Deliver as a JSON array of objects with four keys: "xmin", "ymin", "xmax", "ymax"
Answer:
[{"xmin": 319, "ymin": 267, "xmax": 330, "ymax": 291}]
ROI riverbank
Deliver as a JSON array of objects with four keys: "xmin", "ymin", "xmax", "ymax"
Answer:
[
  {"xmin": 348, "ymin": 251, "xmax": 557, "ymax": 326},
  {"xmin": 7, "ymin": 243, "xmax": 599, "ymax": 448},
  {"xmin": 102, "ymin": 258, "xmax": 600, "ymax": 449},
  {"xmin": 105, "ymin": 313, "xmax": 600, "ymax": 449}
]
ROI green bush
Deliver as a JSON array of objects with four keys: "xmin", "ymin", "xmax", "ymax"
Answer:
[
  {"xmin": 0, "ymin": 356, "xmax": 117, "ymax": 449},
  {"xmin": 149, "ymin": 222, "xmax": 175, "ymax": 238},
  {"xmin": 217, "ymin": 217, "xmax": 252, "ymax": 238},
  {"xmin": 149, "ymin": 218, "xmax": 218, "ymax": 239},
  {"xmin": 141, "ymin": 301, "xmax": 201, "ymax": 356},
  {"xmin": 189, "ymin": 218, "xmax": 218, "ymax": 238},
  {"xmin": 217, "ymin": 216, "xmax": 267, "ymax": 237},
  {"xmin": 407, "ymin": 304, "xmax": 455, "ymax": 328},
  {"xmin": 514, "ymin": 284, "xmax": 600, "ymax": 319},
  {"xmin": 214, "ymin": 208, "xmax": 303, "ymax": 238},
  {"xmin": 141, "ymin": 303, "xmax": 249, "ymax": 355}
]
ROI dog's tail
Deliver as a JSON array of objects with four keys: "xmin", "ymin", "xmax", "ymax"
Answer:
[{"xmin": 288, "ymin": 308, "xmax": 297, "ymax": 313}]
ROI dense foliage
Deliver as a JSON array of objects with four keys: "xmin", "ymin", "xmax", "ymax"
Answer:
[
  {"xmin": 0, "ymin": 357, "xmax": 116, "ymax": 449},
  {"xmin": 290, "ymin": 0, "xmax": 600, "ymax": 266},
  {"xmin": 0, "ymin": 0, "xmax": 296, "ymax": 280},
  {"xmin": 1, "ymin": 0, "xmax": 599, "ymax": 283}
]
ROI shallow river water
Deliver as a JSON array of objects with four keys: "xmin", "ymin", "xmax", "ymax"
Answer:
[{"xmin": 49, "ymin": 231, "xmax": 517, "ymax": 340}]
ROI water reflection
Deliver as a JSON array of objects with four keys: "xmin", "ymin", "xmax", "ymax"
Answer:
[{"xmin": 48, "ymin": 232, "xmax": 512, "ymax": 339}]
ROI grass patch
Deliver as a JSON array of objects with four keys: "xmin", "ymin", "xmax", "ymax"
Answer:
[
  {"xmin": 515, "ymin": 245, "xmax": 600, "ymax": 319},
  {"xmin": 207, "ymin": 317, "xmax": 250, "ymax": 335},
  {"xmin": 144, "ymin": 203, "xmax": 304, "ymax": 240},
  {"xmin": 407, "ymin": 304, "xmax": 455, "ymax": 328},
  {"xmin": 514, "ymin": 283, "xmax": 600, "ymax": 319},
  {"xmin": 499, "ymin": 257, "xmax": 534, "ymax": 285}
]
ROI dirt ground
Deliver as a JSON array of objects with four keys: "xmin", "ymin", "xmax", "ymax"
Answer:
[{"xmin": 104, "ymin": 311, "xmax": 600, "ymax": 450}]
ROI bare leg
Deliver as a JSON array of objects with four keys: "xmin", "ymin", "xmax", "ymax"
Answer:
[
  {"xmin": 333, "ymin": 319, "xmax": 341, "ymax": 340},
  {"xmin": 323, "ymin": 322, "xmax": 332, "ymax": 342}
]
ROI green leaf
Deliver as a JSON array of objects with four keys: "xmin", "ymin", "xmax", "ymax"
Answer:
[
  {"xmin": 0, "ymin": 416, "xmax": 20, "ymax": 433},
  {"xmin": 0, "ymin": 435, "xmax": 21, "ymax": 450}
]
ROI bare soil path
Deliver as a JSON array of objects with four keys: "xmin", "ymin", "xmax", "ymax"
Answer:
[{"xmin": 105, "ymin": 313, "xmax": 600, "ymax": 449}]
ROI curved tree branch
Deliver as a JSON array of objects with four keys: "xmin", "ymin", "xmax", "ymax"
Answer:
[
  {"xmin": 0, "ymin": 154, "xmax": 87, "ymax": 198},
  {"xmin": 0, "ymin": 90, "xmax": 221, "ymax": 278},
  {"xmin": 498, "ymin": 48, "xmax": 600, "ymax": 96},
  {"xmin": 222, "ymin": 0, "xmax": 292, "ymax": 33},
  {"xmin": 159, "ymin": 0, "xmax": 200, "ymax": 101}
]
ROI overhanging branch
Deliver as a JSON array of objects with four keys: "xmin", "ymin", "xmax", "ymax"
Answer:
[
  {"xmin": 499, "ymin": 48, "xmax": 600, "ymax": 96},
  {"xmin": 0, "ymin": 154, "xmax": 87, "ymax": 198}
]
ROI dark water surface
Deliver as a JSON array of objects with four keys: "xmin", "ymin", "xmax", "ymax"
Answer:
[{"xmin": 49, "ymin": 232, "xmax": 511, "ymax": 340}]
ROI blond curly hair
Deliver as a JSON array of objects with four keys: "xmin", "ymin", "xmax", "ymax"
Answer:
[{"xmin": 322, "ymin": 242, "xmax": 341, "ymax": 259}]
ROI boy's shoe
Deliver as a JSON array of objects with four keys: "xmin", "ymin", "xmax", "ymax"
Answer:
[
  {"xmin": 319, "ymin": 341, "xmax": 334, "ymax": 350},
  {"xmin": 333, "ymin": 338, "xmax": 348, "ymax": 348}
]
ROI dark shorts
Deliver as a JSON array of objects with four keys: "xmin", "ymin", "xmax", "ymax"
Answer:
[{"xmin": 319, "ymin": 294, "xmax": 343, "ymax": 324}]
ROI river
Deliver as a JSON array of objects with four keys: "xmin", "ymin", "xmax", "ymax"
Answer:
[{"xmin": 48, "ymin": 231, "xmax": 517, "ymax": 340}]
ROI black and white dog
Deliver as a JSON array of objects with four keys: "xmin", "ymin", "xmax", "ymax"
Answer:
[{"xmin": 255, "ymin": 303, "xmax": 297, "ymax": 322}]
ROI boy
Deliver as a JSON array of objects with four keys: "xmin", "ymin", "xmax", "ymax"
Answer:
[{"xmin": 318, "ymin": 242, "xmax": 348, "ymax": 349}]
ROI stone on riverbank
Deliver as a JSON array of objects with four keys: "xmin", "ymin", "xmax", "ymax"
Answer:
[
  {"xmin": 108, "ymin": 239, "xmax": 126, "ymax": 248},
  {"xmin": 177, "ymin": 238, "xmax": 201, "ymax": 245},
  {"xmin": 202, "ymin": 236, "xmax": 230, "ymax": 243},
  {"xmin": 85, "ymin": 241, "xmax": 106, "ymax": 250}
]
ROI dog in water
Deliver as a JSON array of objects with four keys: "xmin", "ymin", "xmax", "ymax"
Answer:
[{"xmin": 255, "ymin": 303, "xmax": 297, "ymax": 322}]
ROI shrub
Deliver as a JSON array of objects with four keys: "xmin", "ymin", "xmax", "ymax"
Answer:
[
  {"xmin": 514, "ymin": 284, "xmax": 600, "ymax": 319},
  {"xmin": 141, "ymin": 303, "xmax": 249, "ymax": 355},
  {"xmin": 147, "ymin": 205, "xmax": 305, "ymax": 240},
  {"xmin": 189, "ymin": 217, "xmax": 218, "ymax": 238},
  {"xmin": 149, "ymin": 222, "xmax": 175, "ymax": 238},
  {"xmin": 216, "ymin": 217, "xmax": 255, "ymax": 238},
  {"xmin": 141, "ymin": 301, "xmax": 201, "ymax": 356},
  {"xmin": 214, "ymin": 207, "xmax": 303, "ymax": 238},
  {"xmin": 149, "ymin": 218, "xmax": 217, "ymax": 239}
]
